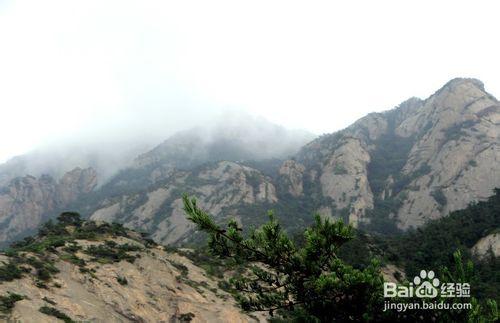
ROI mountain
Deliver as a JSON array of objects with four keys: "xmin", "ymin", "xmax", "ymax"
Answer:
[
  {"xmin": 60, "ymin": 78, "xmax": 497, "ymax": 247},
  {"xmin": 0, "ymin": 78, "xmax": 498, "ymax": 320},
  {"xmin": 0, "ymin": 78, "xmax": 498, "ymax": 247},
  {"xmin": 0, "ymin": 216, "xmax": 256, "ymax": 322},
  {"xmin": 0, "ymin": 115, "xmax": 313, "ymax": 246},
  {"xmin": 283, "ymin": 78, "xmax": 499, "ymax": 231},
  {"xmin": 0, "ymin": 112, "xmax": 313, "ymax": 190},
  {"xmin": 134, "ymin": 112, "xmax": 315, "ymax": 170}
]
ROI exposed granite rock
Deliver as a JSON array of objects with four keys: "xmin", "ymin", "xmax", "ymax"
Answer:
[
  {"xmin": 0, "ymin": 167, "xmax": 97, "ymax": 244},
  {"xmin": 278, "ymin": 160, "xmax": 305, "ymax": 197},
  {"xmin": 0, "ymin": 235, "xmax": 258, "ymax": 322},
  {"xmin": 1, "ymin": 78, "xmax": 498, "ymax": 245},
  {"xmin": 318, "ymin": 138, "xmax": 373, "ymax": 226},
  {"xmin": 58, "ymin": 167, "xmax": 98, "ymax": 205},
  {"xmin": 396, "ymin": 78, "xmax": 500, "ymax": 228},
  {"xmin": 91, "ymin": 161, "xmax": 277, "ymax": 245},
  {"xmin": 294, "ymin": 78, "xmax": 499, "ymax": 229},
  {"xmin": 472, "ymin": 233, "xmax": 500, "ymax": 258}
]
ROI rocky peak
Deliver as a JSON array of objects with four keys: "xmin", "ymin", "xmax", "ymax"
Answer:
[
  {"xmin": 472, "ymin": 232, "xmax": 500, "ymax": 259},
  {"xmin": 438, "ymin": 77, "xmax": 486, "ymax": 93},
  {"xmin": 286, "ymin": 78, "xmax": 499, "ymax": 231}
]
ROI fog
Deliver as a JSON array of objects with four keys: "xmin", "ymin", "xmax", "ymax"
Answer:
[
  {"xmin": 137, "ymin": 111, "xmax": 315, "ymax": 169},
  {"xmin": 0, "ymin": 108, "xmax": 314, "ymax": 186},
  {"xmin": 1, "ymin": 1, "xmax": 500, "ymax": 178}
]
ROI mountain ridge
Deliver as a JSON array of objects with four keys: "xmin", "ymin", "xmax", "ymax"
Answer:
[
  {"xmin": 287, "ymin": 77, "xmax": 499, "ymax": 230},
  {"xmin": 0, "ymin": 78, "xmax": 498, "ymax": 246}
]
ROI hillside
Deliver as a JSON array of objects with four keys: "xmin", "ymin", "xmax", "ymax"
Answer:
[{"xmin": 0, "ymin": 213, "xmax": 257, "ymax": 322}]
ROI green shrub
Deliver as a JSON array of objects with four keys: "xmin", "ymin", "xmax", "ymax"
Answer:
[
  {"xmin": 84, "ymin": 241, "xmax": 141, "ymax": 263},
  {"xmin": 431, "ymin": 188, "xmax": 447, "ymax": 209},
  {"xmin": 169, "ymin": 260, "xmax": 189, "ymax": 277},
  {"xmin": 0, "ymin": 293, "xmax": 24, "ymax": 313},
  {"xmin": 25, "ymin": 257, "xmax": 59, "ymax": 281},
  {"xmin": 178, "ymin": 312, "xmax": 195, "ymax": 322},
  {"xmin": 0, "ymin": 262, "xmax": 23, "ymax": 282},
  {"xmin": 42, "ymin": 296, "xmax": 57, "ymax": 305},
  {"xmin": 39, "ymin": 306, "xmax": 74, "ymax": 323},
  {"xmin": 14, "ymin": 235, "xmax": 68, "ymax": 253},
  {"xmin": 57, "ymin": 212, "xmax": 83, "ymax": 227},
  {"xmin": 116, "ymin": 276, "xmax": 128, "ymax": 285}
]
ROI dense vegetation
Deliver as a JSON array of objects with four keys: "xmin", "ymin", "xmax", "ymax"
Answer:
[
  {"xmin": 39, "ymin": 305, "xmax": 75, "ymax": 323},
  {"xmin": 0, "ymin": 293, "xmax": 24, "ymax": 314},
  {"xmin": 379, "ymin": 188, "xmax": 500, "ymax": 301},
  {"xmin": 183, "ymin": 194, "xmax": 498, "ymax": 322}
]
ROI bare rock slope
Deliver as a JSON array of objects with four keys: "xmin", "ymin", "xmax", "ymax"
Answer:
[
  {"xmin": 89, "ymin": 161, "xmax": 277, "ymax": 245},
  {"xmin": 0, "ymin": 220, "xmax": 257, "ymax": 322}
]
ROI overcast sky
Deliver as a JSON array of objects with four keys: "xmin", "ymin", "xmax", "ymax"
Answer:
[{"xmin": 1, "ymin": 0, "xmax": 499, "ymax": 163}]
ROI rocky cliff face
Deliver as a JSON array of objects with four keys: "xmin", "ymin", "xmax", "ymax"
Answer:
[
  {"xmin": 0, "ymin": 115, "xmax": 308, "ymax": 247},
  {"xmin": 0, "ymin": 167, "xmax": 97, "ymax": 244},
  {"xmin": 89, "ymin": 161, "xmax": 277, "ymax": 245},
  {"xmin": 394, "ymin": 79, "xmax": 499, "ymax": 228},
  {"xmin": 278, "ymin": 160, "xmax": 305, "ymax": 197},
  {"xmin": 280, "ymin": 78, "xmax": 499, "ymax": 230}
]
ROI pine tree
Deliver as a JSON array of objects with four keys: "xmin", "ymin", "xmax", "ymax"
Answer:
[
  {"xmin": 183, "ymin": 195, "xmax": 384, "ymax": 321},
  {"xmin": 183, "ymin": 195, "xmax": 498, "ymax": 322}
]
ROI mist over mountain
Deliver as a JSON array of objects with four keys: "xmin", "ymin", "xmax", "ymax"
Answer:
[
  {"xmin": 1, "ymin": 77, "xmax": 489, "ymax": 248},
  {"xmin": 0, "ymin": 111, "xmax": 314, "ymax": 188},
  {"xmin": 0, "ymin": 113, "xmax": 314, "ymax": 244},
  {"xmin": 1, "ymin": 79, "xmax": 498, "ymax": 247},
  {"xmin": 135, "ymin": 112, "xmax": 315, "ymax": 169},
  {"xmin": 0, "ymin": 141, "xmax": 151, "ymax": 188}
]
